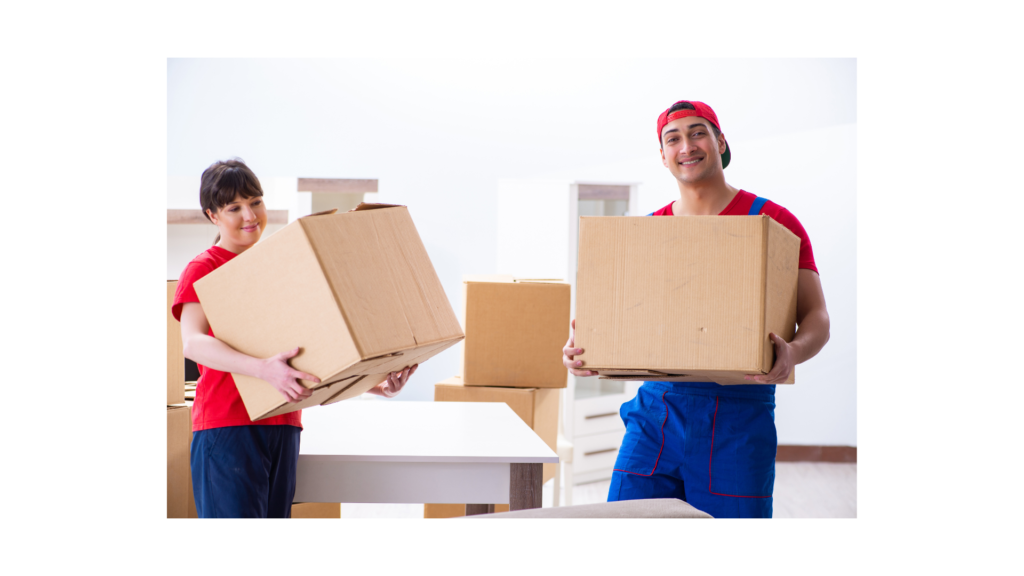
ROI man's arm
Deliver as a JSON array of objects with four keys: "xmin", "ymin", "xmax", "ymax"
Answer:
[{"xmin": 747, "ymin": 269, "xmax": 830, "ymax": 383}]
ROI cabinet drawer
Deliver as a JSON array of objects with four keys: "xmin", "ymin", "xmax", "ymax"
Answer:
[
  {"xmin": 573, "ymin": 429, "xmax": 625, "ymax": 474},
  {"xmin": 574, "ymin": 393, "xmax": 628, "ymax": 437}
]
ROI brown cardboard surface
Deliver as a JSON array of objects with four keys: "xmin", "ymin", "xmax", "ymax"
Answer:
[
  {"xmin": 167, "ymin": 281, "xmax": 185, "ymax": 405},
  {"xmin": 291, "ymin": 502, "xmax": 341, "ymax": 518},
  {"xmin": 167, "ymin": 405, "xmax": 191, "ymax": 518},
  {"xmin": 461, "ymin": 276, "xmax": 570, "ymax": 388},
  {"xmin": 193, "ymin": 206, "xmax": 464, "ymax": 420},
  {"xmin": 576, "ymin": 215, "xmax": 799, "ymax": 385},
  {"xmin": 424, "ymin": 503, "xmax": 509, "ymax": 518}
]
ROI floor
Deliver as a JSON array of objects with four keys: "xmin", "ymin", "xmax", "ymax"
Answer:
[{"xmin": 337, "ymin": 462, "xmax": 857, "ymax": 518}]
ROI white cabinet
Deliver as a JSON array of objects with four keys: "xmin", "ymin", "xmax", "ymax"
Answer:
[{"xmin": 570, "ymin": 380, "xmax": 641, "ymax": 484}]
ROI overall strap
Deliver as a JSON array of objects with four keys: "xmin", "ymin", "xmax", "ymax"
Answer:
[{"xmin": 748, "ymin": 196, "xmax": 769, "ymax": 216}]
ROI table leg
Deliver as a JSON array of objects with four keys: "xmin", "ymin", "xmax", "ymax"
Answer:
[
  {"xmin": 509, "ymin": 463, "xmax": 543, "ymax": 511},
  {"xmin": 465, "ymin": 504, "xmax": 495, "ymax": 515}
]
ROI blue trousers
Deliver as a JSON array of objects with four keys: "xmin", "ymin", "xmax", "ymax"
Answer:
[
  {"xmin": 608, "ymin": 381, "xmax": 777, "ymax": 518},
  {"xmin": 190, "ymin": 425, "xmax": 301, "ymax": 518}
]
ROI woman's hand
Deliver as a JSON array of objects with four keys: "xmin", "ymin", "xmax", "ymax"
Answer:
[
  {"xmin": 562, "ymin": 319, "xmax": 597, "ymax": 377},
  {"xmin": 369, "ymin": 364, "xmax": 419, "ymax": 398},
  {"xmin": 257, "ymin": 347, "xmax": 320, "ymax": 403}
]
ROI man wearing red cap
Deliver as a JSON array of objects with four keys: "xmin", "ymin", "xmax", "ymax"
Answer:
[{"xmin": 562, "ymin": 100, "xmax": 831, "ymax": 518}]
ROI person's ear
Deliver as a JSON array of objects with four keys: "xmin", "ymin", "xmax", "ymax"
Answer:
[
  {"xmin": 207, "ymin": 208, "xmax": 219, "ymax": 225},
  {"xmin": 717, "ymin": 132, "xmax": 727, "ymax": 155},
  {"xmin": 660, "ymin": 146, "xmax": 668, "ymax": 167}
]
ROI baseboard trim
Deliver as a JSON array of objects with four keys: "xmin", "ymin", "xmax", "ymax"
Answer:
[{"xmin": 776, "ymin": 445, "xmax": 856, "ymax": 463}]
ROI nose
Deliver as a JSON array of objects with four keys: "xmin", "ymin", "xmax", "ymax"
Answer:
[
  {"xmin": 242, "ymin": 205, "xmax": 256, "ymax": 221},
  {"xmin": 679, "ymin": 136, "xmax": 696, "ymax": 154}
]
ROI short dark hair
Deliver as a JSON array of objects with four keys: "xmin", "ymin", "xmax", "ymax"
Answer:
[
  {"xmin": 199, "ymin": 158, "xmax": 264, "ymax": 221},
  {"xmin": 660, "ymin": 101, "xmax": 721, "ymax": 148}
]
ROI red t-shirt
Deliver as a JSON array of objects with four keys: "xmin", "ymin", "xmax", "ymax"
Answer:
[
  {"xmin": 172, "ymin": 245, "xmax": 303, "ymax": 432},
  {"xmin": 652, "ymin": 189, "xmax": 818, "ymax": 274}
]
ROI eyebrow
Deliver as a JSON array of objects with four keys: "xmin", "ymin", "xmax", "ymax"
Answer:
[{"xmin": 662, "ymin": 123, "xmax": 709, "ymax": 137}]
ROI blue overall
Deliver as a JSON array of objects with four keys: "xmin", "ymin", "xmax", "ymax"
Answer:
[{"xmin": 607, "ymin": 196, "xmax": 777, "ymax": 518}]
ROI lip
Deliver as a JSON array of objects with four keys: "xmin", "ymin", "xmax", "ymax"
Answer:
[
  {"xmin": 241, "ymin": 224, "xmax": 259, "ymax": 232},
  {"xmin": 678, "ymin": 157, "xmax": 703, "ymax": 167}
]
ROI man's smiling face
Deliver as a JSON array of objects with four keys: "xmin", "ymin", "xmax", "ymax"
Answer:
[{"xmin": 659, "ymin": 116, "xmax": 727, "ymax": 184}]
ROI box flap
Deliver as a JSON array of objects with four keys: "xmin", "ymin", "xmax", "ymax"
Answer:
[
  {"xmin": 597, "ymin": 369, "xmax": 671, "ymax": 377},
  {"xmin": 352, "ymin": 202, "xmax": 404, "ymax": 212},
  {"xmin": 513, "ymin": 278, "xmax": 565, "ymax": 284},
  {"xmin": 599, "ymin": 368, "xmax": 793, "ymax": 386},
  {"xmin": 301, "ymin": 209, "xmax": 339, "ymax": 218}
]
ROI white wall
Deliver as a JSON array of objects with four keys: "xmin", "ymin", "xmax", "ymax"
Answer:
[
  {"xmin": 168, "ymin": 58, "xmax": 856, "ymax": 444},
  {"xmin": 727, "ymin": 124, "xmax": 857, "ymax": 446},
  {"xmin": 496, "ymin": 179, "xmax": 572, "ymax": 280}
]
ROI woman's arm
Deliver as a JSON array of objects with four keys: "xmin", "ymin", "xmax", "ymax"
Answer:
[{"xmin": 179, "ymin": 302, "xmax": 318, "ymax": 403}]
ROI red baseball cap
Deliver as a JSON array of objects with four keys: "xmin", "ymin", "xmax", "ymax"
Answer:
[{"xmin": 657, "ymin": 100, "xmax": 731, "ymax": 168}]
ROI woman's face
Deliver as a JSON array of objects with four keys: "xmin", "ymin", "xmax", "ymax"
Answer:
[{"xmin": 208, "ymin": 194, "xmax": 268, "ymax": 253}]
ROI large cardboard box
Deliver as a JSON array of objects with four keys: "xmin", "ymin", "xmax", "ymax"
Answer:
[
  {"xmin": 167, "ymin": 281, "xmax": 185, "ymax": 405},
  {"xmin": 193, "ymin": 205, "xmax": 465, "ymax": 421},
  {"xmin": 291, "ymin": 502, "xmax": 341, "ymax": 518},
  {"xmin": 575, "ymin": 215, "xmax": 800, "ymax": 385},
  {"xmin": 461, "ymin": 275, "xmax": 569, "ymax": 388},
  {"xmin": 167, "ymin": 404, "xmax": 191, "ymax": 518},
  {"xmin": 425, "ymin": 376, "xmax": 559, "ymax": 518}
]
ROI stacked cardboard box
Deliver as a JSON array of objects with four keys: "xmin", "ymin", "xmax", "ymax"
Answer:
[
  {"xmin": 291, "ymin": 503, "xmax": 341, "ymax": 518},
  {"xmin": 167, "ymin": 280, "xmax": 196, "ymax": 518},
  {"xmin": 425, "ymin": 276, "xmax": 569, "ymax": 518},
  {"xmin": 574, "ymin": 215, "xmax": 800, "ymax": 384},
  {"xmin": 167, "ymin": 281, "xmax": 185, "ymax": 405}
]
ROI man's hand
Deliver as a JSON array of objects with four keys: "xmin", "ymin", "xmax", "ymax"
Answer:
[
  {"xmin": 258, "ymin": 347, "xmax": 320, "ymax": 403},
  {"xmin": 370, "ymin": 364, "xmax": 419, "ymax": 398},
  {"xmin": 562, "ymin": 319, "xmax": 597, "ymax": 377},
  {"xmin": 744, "ymin": 333, "xmax": 794, "ymax": 384}
]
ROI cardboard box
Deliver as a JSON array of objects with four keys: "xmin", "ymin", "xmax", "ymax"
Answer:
[
  {"xmin": 425, "ymin": 376, "xmax": 559, "ymax": 518},
  {"xmin": 291, "ymin": 502, "xmax": 341, "ymax": 518},
  {"xmin": 461, "ymin": 275, "xmax": 570, "ymax": 388},
  {"xmin": 424, "ymin": 503, "xmax": 509, "ymax": 518},
  {"xmin": 167, "ymin": 404, "xmax": 191, "ymax": 518},
  {"xmin": 167, "ymin": 281, "xmax": 185, "ymax": 405},
  {"xmin": 575, "ymin": 215, "xmax": 799, "ymax": 385},
  {"xmin": 193, "ymin": 204, "xmax": 465, "ymax": 421}
]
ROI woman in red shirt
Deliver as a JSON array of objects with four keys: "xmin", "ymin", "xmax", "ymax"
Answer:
[{"xmin": 173, "ymin": 158, "xmax": 417, "ymax": 518}]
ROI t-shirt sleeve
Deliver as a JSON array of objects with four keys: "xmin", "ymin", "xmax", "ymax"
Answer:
[
  {"xmin": 172, "ymin": 259, "xmax": 214, "ymax": 322},
  {"xmin": 773, "ymin": 207, "xmax": 818, "ymax": 274},
  {"xmin": 651, "ymin": 201, "xmax": 674, "ymax": 216}
]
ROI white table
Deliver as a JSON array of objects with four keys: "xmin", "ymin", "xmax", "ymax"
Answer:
[{"xmin": 295, "ymin": 401, "xmax": 560, "ymax": 513}]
